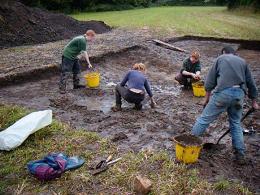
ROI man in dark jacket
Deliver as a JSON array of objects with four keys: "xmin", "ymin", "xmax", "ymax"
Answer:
[
  {"xmin": 175, "ymin": 51, "xmax": 202, "ymax": 89},
  {"xmin": 192, "ymin": 46, "xmax": 259, "ymax": 164}
]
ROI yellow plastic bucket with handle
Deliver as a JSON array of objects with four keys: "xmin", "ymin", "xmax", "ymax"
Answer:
[
  {"xmin": 192, "ymin": 81, "xmax": 206, "ymax": 97},
  {"xmin": 173, "ymin": 134, "xmax": 203, "ymax": 164},
  {"xmin": 85, "ymin": 72, "xmax": 100, "ymax": 88}
]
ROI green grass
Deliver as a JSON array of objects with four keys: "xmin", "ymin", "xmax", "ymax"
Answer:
[
  {"xmin": 71, "ymin": 6, "xmax": 260, "ymax": 40},
  {"xmin": 0, "ymin": 104, "xmax": 253, "ymax": 194}
]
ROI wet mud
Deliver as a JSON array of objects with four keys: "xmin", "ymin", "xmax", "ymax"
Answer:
[
  {"xmin": 174, "ymin": 134, "xmax": 202, "ymax": 146},
  {"xmin": 0, "ymin": 39, "xmax": 259, "ymax": 192}
]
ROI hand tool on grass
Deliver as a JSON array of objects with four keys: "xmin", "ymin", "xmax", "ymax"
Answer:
[
  {"xmin": 203, "ymin": 107, "xmax": 255, "ymax": 150},
  {"xmin": 91, "ymin": 156, "xmax": 122, "ymax": 175},
  {"xmin": 95, "ymin": 155, "xmax": 113, "ymax": 169}
]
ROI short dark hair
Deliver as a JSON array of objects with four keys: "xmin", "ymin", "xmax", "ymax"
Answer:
[{"xmin": 221, "ymin": 46, "xmax": 235, "ymax": 54}]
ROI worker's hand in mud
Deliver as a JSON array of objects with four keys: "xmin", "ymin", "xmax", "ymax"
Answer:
[
  {"xmin": 88, "ymin": 64, "xmax": 93, "ymax": 69},
  {"xmin": 150, "ymin": 98, "xmax": 156, "ymax": 108},
  {"xmin": 195, "ymin": 74, "xmax": 201, "ymax": 80},
  {"xmin": 191, "ymin": 73, "xmax": 199, "ymax": 80},
  {"xmin": 252, "ymin": 100, "xmax": 259, "ymax": 110},
  {"xmin": 193, "ymin": 74, "xmax": 201, "ymax": 80}
]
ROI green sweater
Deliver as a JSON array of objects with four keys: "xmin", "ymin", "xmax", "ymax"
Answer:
[
  {"xmin": 63, "ymin": 35, "xmax": 87, "ymax": 60},
  {"xmin": 180, "ymin": 58, "xmax": 201, "ymax": 74}
]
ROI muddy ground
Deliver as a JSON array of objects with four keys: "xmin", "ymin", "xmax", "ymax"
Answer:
[{"xmin": 0, "ymin": 39, "xmax": 259, "ymax": 193}]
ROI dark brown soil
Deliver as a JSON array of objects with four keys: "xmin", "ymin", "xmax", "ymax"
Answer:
[
  {"xmin": 0, "ymin": 2, "xmax": 111, "ymax": 48},
  {"xmin": 174, "ymin": 134, "xmax": 202, "ymax": 146},
  {"xmin": 0, "ymin": 39, "xmax": 259, "ymax": 193}
]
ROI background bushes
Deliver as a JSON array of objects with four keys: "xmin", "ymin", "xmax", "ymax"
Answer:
[{"xmin": 19, "ymin": 0, "xmax": 259, "ymax": 12}]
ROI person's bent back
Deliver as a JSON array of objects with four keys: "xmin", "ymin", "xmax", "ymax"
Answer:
[{"xmin": 112, "ymin": 63, "xmax": 156, "ymax": 111}]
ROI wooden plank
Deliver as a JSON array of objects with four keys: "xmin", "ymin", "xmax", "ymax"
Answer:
[{"xmin": 152, "ymin": 39, "xmax": 187, "ymax": 53}]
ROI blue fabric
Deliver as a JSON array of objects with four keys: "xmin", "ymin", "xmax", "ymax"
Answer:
[
  {"xmin": 120, "ymin": 70, "xmax": 153, "ymax": 97},
  {"xmin": 192, "ymin": 87, "xmax": 245, "ymax": 155},
  {"xmin": 27, "ymin": 153, "xmax": 85, "ymax": 181}
]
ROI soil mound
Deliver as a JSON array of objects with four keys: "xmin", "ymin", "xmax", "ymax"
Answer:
[{"xmin": 0, "ymin": 2, "xmax": 111, "ymax": 48}]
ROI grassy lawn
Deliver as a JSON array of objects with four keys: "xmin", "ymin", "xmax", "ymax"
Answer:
[
  {"xmin": 0, "ymin": 104, "xmax": 254, "ymax": 194},
  {"xmin": 71, "ymin": 6, "xmax": 260, "ymax": 40}
]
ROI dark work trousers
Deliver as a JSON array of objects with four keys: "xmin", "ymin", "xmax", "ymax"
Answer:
[
  {"xmin": 115, "ymin": 84, "xmax": 145, "ymax": 107},
  {"xmin": 59, "ymin": 56, "xmax": 81, "ymax": 90},
  {"xmin": 175, "ymin": 73, "xmax": 193, "ymax": 87}
]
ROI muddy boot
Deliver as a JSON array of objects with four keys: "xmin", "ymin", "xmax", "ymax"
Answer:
[
  {"xmin": 59, "ymin": 73, "xmax": 68, "ymax": 94},
  {"xmin": 134, "ymin": 103, "xmax": 142, "ymax": 110},
  {"xmin": 111, "ymin": 104, "xmax": 122, "ymax": 112},
  {"xmin": 184, "ymin": 78, "xmax": 192, "ymax": 90},
  {"xmin": 234, "ymin": 151, "xmax": 246, "ymax": 165},
  {"xmin": 73, "ymin": 74, "xmax": 85, "ymax": 89}
]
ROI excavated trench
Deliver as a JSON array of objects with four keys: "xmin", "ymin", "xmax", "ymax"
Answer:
[{"xmin": 0, "ymin": 37, "xmax": 259, "ymax": 192}]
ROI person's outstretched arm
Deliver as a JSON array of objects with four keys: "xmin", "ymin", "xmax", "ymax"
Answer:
[
  {"xmin": 120, "ymin": 71, "xmax": 130, "ymax": 87},
  {"xmin": 144, "ymin": 79, "xmax": 156, "ymax": 108},
  {"xmin": 245, "ymin": 64, "xmax": 259, "ymax": 109},
  {"xmin": 83, "ymin": 51, "xmax": 93, "ymax": 68}
]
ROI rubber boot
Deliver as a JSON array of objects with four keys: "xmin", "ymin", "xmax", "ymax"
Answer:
[
  {"xmin": 111, "ymin": 104, "xmax": 122, "ymax": 112},
  {"xmin": 134, "ymin": 103, "xmax": 143, "ymax": 110},
  {"xmin": 73, "ymin": 74, "xmax": 85, "ymax": 89},
  {"xmin": 59, "ymin": 73, "xmax": 68, "ymax": 94},
  {"xmin": 233, "ymin": 151, "xmax": 246, "ymax": 165}
]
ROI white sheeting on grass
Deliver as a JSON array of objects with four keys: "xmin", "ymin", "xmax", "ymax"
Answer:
[{"xmin": 0, "ymin": 110, "xmax": 52, "ymax": 151}]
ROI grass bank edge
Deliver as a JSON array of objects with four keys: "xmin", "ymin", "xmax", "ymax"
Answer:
[{"xmin": 0, "ymin": 104, "xmax": 253, "ymax": 194}]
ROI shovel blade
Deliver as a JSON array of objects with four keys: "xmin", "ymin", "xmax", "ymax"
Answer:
[{"xmin": 203, "ymin": 143, "xmax": 216, "ymax": 150}]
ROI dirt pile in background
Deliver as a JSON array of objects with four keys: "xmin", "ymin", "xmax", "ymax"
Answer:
[{"xmin": 0, "ymin": 2, "xmax": 111, "ymax": 48}]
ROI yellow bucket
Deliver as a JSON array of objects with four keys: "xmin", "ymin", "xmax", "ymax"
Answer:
[
  {"xmin": 192, "ymin": 81, "xmax": 206, "ymax": 97},
  {"xmin": 173, "ymin": 134, "xmax": 203, "ymax": 164},
  {"xmin": 84, "ymin": 72, "xmax": 100, "ymax": 88}
]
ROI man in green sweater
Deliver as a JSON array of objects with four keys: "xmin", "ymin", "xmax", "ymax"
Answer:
[
  {"xmin": 175, "ymin": 51, "xmax": 202, "ymax": 89},
  {"xmin": 59, "ymin": 30, "xmax": 96, "ymax": 93}
]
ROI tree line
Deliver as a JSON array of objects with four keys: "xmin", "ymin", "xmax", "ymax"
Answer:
[{"xmin": 19, "ymin": 0, "xmax": 259, "ymax": 12}]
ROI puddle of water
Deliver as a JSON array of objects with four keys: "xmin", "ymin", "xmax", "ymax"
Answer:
[
  {"xmin": 152, "ymin": 85, "xmax": 181, "ymax": 96},
  {"xmin": 74, "ymin": 96, "xmax": 114, "ymax": 114}
]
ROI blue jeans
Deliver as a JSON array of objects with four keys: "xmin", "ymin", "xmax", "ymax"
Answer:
[{"xmin": 192, "ymin": 87, "xmax": 245, "ymax": 155}]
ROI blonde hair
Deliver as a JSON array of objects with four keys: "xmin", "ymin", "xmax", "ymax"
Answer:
[
  {"xmin": 191, "ymin": 51, "xmax": 200, "ymax": 60},
  {"xmin": 85, "ymin": 30, "xmax": 96, "ymax": 37},
  {"xmin": 132, "ymin": 63, "xmax": 146, "ymax": 72}
]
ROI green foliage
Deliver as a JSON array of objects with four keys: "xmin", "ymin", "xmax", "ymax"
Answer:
[
  {"xmin": 227, "ymin": 0, "xmax": 259, "ymax": 10},
  {"xmin": 214, "ymin": 179, "xmax": 230, "ymax": 191},
  {"xmin": 20, "ymin": 0, "xmax": 154, "ymax": 12},
  {"xmin": 158, "ymin": 0, "xmax": 217, "ymax": 6}
]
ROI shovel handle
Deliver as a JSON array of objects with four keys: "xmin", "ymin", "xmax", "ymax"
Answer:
[{"xmin": 216, "ymin": 107, "xmax": 255, "ymax": 144}]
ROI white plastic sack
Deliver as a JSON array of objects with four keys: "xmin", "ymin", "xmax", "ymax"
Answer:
[{"xmin": 0, "ymin": 110, "xmax": 52, "ymax": 151}]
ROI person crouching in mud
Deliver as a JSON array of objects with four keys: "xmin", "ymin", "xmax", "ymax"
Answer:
[
  {"xmin": 59, "ymin": 30, "xmax": 96, "ymax": 94},
  {"xmin": 112, "ymin": 63, "xmax": 156, "ymax": 111},
  {"xmin": 175, "ymin": 51, "xmax": 201, "ymax": 89}
]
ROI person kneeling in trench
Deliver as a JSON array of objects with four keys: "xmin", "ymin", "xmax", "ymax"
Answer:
[
  {"xmin": 112, "ymin": 63, "xmax": 156, "ymax": 111},
  {"xmin": 175, "ymin": 51, "xmax": 202, "ymax": 89}
]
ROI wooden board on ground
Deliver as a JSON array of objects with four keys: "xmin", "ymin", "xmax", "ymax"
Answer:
[{"xmin": 152, "ymin": 39, "xmax": 187, "ymax": 53}]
